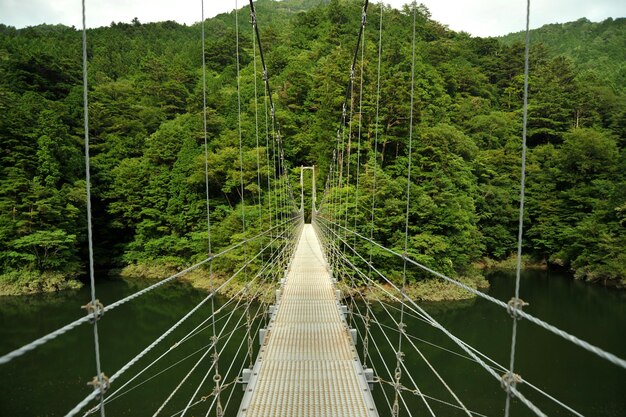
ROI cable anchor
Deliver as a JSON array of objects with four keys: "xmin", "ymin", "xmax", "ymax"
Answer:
[
  {"xmin": 507, "ymin": 297, "xmax": 529, "ymax": 320},
  {"xmin": 81, "ymin": 299, "xmax": 104, "ymax": 323}
]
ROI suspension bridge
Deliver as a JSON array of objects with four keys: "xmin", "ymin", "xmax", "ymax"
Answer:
[{"xmin": 1, "ymin": 0, "xmax": 625, "ymax": 416}]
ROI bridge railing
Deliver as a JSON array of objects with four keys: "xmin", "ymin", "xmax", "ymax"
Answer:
[{"xmin": 313, "ymin": 212, "xmax": 625, "ymax": 417}]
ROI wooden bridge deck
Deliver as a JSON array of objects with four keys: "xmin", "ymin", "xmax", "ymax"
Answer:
[{"xmin": 237, "ymin": 224, "xmax": 378, "ymax": 417}]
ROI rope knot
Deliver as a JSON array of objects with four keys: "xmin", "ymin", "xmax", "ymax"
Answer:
[
  {"xmin": 501, "ymin": 371, "xmax": 523, "ymax": 396},
  {"xmin": 81, "ymin": 299, "xmax": 104, "ymax": 322},
  {"xmin": 87, "ymin": 373, "xmax": 110, "ymax": 398},
  {"xmin": 507, "ymin": 297, "xmax": 529, "ymax": 319}
]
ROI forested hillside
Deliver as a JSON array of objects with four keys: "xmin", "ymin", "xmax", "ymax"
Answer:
[
  {"xmin": 501, "ymin": 17, "xmax": 626, "ymax": 92},
  {"xmin": 1, "ymin": 0, "xmax": 624, "ymax": 295}
]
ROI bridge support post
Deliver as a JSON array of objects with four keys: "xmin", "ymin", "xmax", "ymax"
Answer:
[
  {"xmin": 240, "ymin": 368, "xmax": 252, "ymax": 391},
  {"xmin": 365, "ymin": 368, "xmax": 374, "ymax": 391}
]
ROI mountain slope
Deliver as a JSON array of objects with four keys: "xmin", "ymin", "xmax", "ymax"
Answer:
[{"xmin": 500, "ymin": 17, "xmax": 626, "ymax": 91}]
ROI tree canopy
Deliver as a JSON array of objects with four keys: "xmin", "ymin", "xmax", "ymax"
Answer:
[{"xmin": 1, "ymin": 0, "xmax": 625, "ymax": 294}]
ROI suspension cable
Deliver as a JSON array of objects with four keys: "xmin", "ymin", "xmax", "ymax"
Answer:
[
  {"xmin": 362, "ymin": 1, "xmax": 385, "ymax": 370},
  {"xmin": 318, "ymin": 220, "xmax": 583, "ymax": 415},
  {"xmin": 64, "ymin": 228, "xmax": 291, "ymax": 417},
  {"xmin": 80, "ymin": 2, "xmax": 106, "ymax": 414},
  {"xmin": 317, "ymin": 220, "xmax": 547, "ymax": 415},
  {"xmin": 505, "ymin": 0, "xmax": 532, "ymax": 414},
  {"xmin": 392, "ymin": 3, "xmax": 418, "ymax": 415},
  {"xmin": 0, "ymin": 219, "xmax": 292, "ymax": 366},
  {"xmin": 318, "ymin": 216, "xmax": 626, "ymax": 370}
]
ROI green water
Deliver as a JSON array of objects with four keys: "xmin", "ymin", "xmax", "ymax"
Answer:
[{"xmin": 0, "ymin": 271, "xmax": 624, "ymax": 416}]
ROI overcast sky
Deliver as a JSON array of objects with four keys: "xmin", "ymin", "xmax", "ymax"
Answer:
[{"xmin": 1, "ymin": 0, "xmax": 624, "ymax": 37}]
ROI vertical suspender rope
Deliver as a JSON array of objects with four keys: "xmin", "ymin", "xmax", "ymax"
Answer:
[
  {"xmin": 201, "ymin": 1, "xmax": 222, "ymax": 416},
  {"xmin": 353, "ymin": 7, "xmax": 366, "ymax": 246},
  {"xmin": 504, "ymin": 0, "xmax": 532, "ymax": 415},
  {"xmin": 335, "ymin": 0, "xmax": 369, "ymax": 277},
  {"xmin": 201, "ymin": 0, "xmax": 215, "ymax": 314},
  {"xmin": 344, "ymin": 57, "xmax": 356, "ymax": 236},
  {"xmin": 235, "ymin": 0, "xmax": 246, "ymax": 249},
  {"xmin": 393, "ymin": 2, "xmax": 418, "ymax": 416},
  {"xmin": 233, "ymin": 2, "xmax": 246, "ymax": 414},
  {"xmin": 201, "ymin": 2, "xmax": 217, "ymax": 355},
  {"xmin": 261, "ymin": 59, "xmax": 273, "ymax": 235},
  {"xmin": 249, "ymin": 0, "xmax": 293, "ymax": 276},
  {"xmin": 364, "ymin": 0, "xmax": 384, "ymax": 371},
  {"xmin": 81, "ymin": 2, "xmax": 107, "ymax": 416},
  {"xmin": 249, "ymin": 6, "xmax": 263, "ymax": 370}
]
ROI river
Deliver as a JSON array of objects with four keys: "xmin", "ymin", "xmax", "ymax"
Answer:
[{"xmin": 0, "ymin": 270, "xmax": 624, "ymax": 416}]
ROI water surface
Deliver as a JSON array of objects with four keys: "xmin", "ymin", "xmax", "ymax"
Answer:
[{"xmin": 1, "ymin": 270, "xmax": 624, "ymax": 416}]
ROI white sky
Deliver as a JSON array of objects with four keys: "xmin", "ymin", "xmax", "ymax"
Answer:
[{"xmin": 0, "ymin": 0, "xmax": 624, "ymax": 37}]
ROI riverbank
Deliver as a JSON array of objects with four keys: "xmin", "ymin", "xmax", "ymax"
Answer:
[
  {"xmin": 119, "ymin": 262, "xmax": 490, "ymax": 302},
  {"xmin": 476, "ymin": 253, "xmax": 548, "ymax": 271},
  {"xmin": 478, "ymin": 253, "xmax": 626, "ymax": 289},
  {"xmin": 0, "ymin": 271, "xmax": 83, "ymax": 296},
  {"xmin": 336, "ymin": 274, "xmax": 490, "ymax": 302}
]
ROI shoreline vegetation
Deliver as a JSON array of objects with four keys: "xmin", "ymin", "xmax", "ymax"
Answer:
[
  {"xmin": 2, "ymin": 252, "xmax": 624, "ymax": 297},
  {"xmin": 120, "ymin": 262, "xmax": 493, "ymax": 302}
]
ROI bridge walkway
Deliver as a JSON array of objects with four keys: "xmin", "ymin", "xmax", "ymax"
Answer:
[{"xmin": 237, "ymin": 224, "xmax": 378, "ymax": 417}]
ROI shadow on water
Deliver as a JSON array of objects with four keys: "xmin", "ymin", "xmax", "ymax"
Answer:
[{"xmin": 1, "ymin": 270, "xmax": 625, "ymax": 416}]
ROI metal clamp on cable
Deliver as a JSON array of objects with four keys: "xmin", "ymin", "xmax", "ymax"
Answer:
[
  {"xmin": 81, "ymin": 299, "xmax": 104, "ymax": 323},
  {"xmin": 501, "ymin": 371, "xmax": 523, "ymax": 397},
  {"xmin": 507, "ymin": 297, "xmax": 529, "ymax": 320},
  {"xmin": 87, "ymin": 373, "xmax": 110, "ymax": 399},
  {"xmin": 250, "ymin": 11, "xmax": 256, "ymax": 26}
]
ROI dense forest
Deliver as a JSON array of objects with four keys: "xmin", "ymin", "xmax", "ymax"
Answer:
[{"xmin": 0, "ymin": 0, "xmax": 624, "ymax": 295}]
